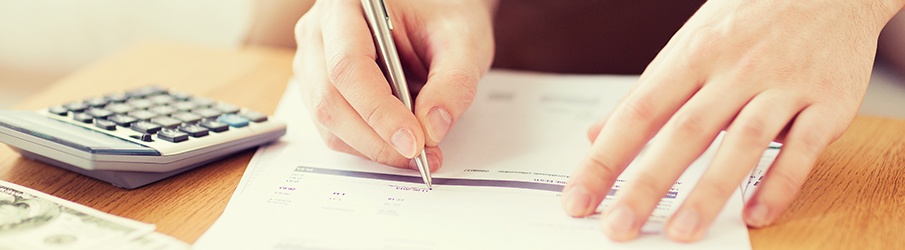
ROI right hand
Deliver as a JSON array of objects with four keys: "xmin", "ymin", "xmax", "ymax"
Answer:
[{"xmin": 293, "ymin": 0, "xmax": 496, "ymax": 170}]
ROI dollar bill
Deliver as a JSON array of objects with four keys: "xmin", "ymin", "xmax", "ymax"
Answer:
[{"xmin": 0, "ymin": 180, "xmax": 155, "ymax": 250}]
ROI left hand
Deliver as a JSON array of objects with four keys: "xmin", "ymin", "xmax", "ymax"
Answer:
[{"xmin": 561, "ymin": 0, "xmax": 905, "ymax": 242}]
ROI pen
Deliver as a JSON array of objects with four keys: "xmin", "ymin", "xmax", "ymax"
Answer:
[{"xmin": 361, "ymin": 0, "xmax": 432, "ymax": 188}]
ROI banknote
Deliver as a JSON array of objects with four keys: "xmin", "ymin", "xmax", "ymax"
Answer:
[
  {"xmin": 0, "ymin": 180, "xmax": 155, "ymax": 250},
  {"xmin": 113, "ymin": 232, "xmax": 190, "ymax": 250}
]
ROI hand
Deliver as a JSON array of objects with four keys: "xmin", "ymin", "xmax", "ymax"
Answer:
[
  {"xmin": 293, "ymin": 0, "xmax": 496, "ymax": 170},
  {"xmin": 562, "ymin": 0, "xmax": 905, "ymax": 242}
]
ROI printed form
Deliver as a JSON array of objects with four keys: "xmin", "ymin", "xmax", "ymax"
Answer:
[{"xmin": 195, "ymin": 71, "xmax": 774, "ymax": 249}]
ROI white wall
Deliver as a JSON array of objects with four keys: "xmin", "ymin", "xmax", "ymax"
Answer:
[{"xmin": 0, "ymin": 0, "xmax": 252, "ymax": 107}]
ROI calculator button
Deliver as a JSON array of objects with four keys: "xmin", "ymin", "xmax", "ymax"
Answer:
[
  {"xmin": 104, "ymin": 93, "xmax": 129, "ymax": 103},
  {"xmin": 149, "ymin": 95, "xmax": 175, "ymax": 105},
  {"xmin": 72, "ymin": 113, "xmax": 94, "ymax": 123},
  {"xmin": 191, "ymin": 97, "xmax": 216, "ymax": 107},
  {"xmin": 149, "ymin": 105, "xmax": 178, "ymax": 116},
  {"xmin": 85, "ymin": 97, "xmax": 109, "ymax": 107},
  {"xmin": 158, "ymin": 129, "xmax": 189, "ymax": 143},
  {"xmin": 48, "ymin": 106, "xmax": 69, "ymax": 116},
  {"xmin": 64, "ymin": 102, "xmax": 89, "ymax": 113},
  {"xmin": 200, "ymin": 120, "xmax": 229, "ymax": 133},
  {"xmin": 94, "ymin": 119, "xmax": 117, "ymax": 131},
  {"xmin": 126, "ymin": 86, "xmax": 167, "ymax": 98},
  {"xmin": 105, "ymin": 103, "xmax": 134, "ymax": 114},
  {"xmin": 169, "ymin": 92, "xmax": 191, "ymax": 101},
  {"xmin": 128, "ymin": 110, "xmax": 158, "ymax": 121},
  {"xmin": 192, "ymin": 108, "xmax": 222, "ymax": 119},
  {"xmin": 172, "ymin": 101, "xmax": 197, "ymax": 111},
  {"xmin": 151, "ymin": 116, "xmax": 183, "ymax": 128},
  {"xmin": 179, "ymin": 124, "xmax": 209, "ymax": 137},
  {"xmin": 108, "ymin": 115, "xmax": 138, "ymax": 127},
  {"xmin": 238, "ymin": 110, "xmax": 268, "ymax": 123},
  {"xmin": 127, "ymin": 99, "xmax": 154, "ymax": 110},
  {"xmin": 172, "ymin": 112, "xmax": 202, "ymax": 124},
  {"xmin": 131, "ymin": 121, "xmax": 162, "ymax": 134},
  {"xmin": 86, "ymin": 108, "xmax": 114, "ymax": 119},
  {"xmin": 130, "ymin": 133, "xmax": 155, "ymax": 142},
  {"xmin": 213, "ymin": 103, "xmax": 240, "ymax": 114},
  {"xmin": 218, "ymin": 114, "xmax": 249, "ymax": 128}
]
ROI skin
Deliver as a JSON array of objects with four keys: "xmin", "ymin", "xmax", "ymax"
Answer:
[
  {"xmin": 562, "ymin": 0, "xmax": 905, "ymax": 242},
  {"xmin": 293, "ymin": 0, "xmax": 905, "ymax": 243}
]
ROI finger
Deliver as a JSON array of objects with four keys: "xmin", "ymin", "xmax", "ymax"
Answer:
[
  {"xmin": 743, "ymin": 104, "xmax": 842, "ymax": 228},
  {"xmin": 294, "ymin": 14, "xmax": 429, "ymax": 169},
  {"xmin": 598, "ymin": 83, "xmax": 750, "ymax": 241},
  {"xmin": 321, "ymin": 0, "xmax": 425, "ymax": 158},
  {"xmin": 562, "ymin": 53, "xmax": 705, "ymax": 219},
  {"xmin": 666, "ymin": 90, "xmax": 806, "ymax": 241},
  {"xmin": 586, "ymin": 119, "xmax": 606, "ymax": 143},
  {"xmin": 413, "ymin": 18, "xmax": 494, "ymax": 147}
]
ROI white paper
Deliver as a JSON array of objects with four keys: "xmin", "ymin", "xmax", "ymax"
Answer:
[{"xmin": 195, "ymin": 71, "xmax": 753, "ymax": 249}]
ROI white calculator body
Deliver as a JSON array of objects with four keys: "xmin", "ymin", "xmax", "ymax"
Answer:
[{"xmin": 0, "ymin": 87, "xmax": 286, "ymax": 189}]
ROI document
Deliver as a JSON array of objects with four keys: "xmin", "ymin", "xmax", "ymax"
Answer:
[{"xmin": 196, "ymin": 71, "xmax": 771, "ymax": 249}]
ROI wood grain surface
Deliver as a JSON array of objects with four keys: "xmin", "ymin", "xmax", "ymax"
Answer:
[{"xmin": 0, "ymin": 42, "xmax": 902, "ymax": 248}]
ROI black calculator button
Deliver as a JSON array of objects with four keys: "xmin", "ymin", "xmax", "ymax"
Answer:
[
  {"xmin": 213, "ymin": 103, "xmax": 240, "ymax": 114},
  {"xmin": 105, "ymin": 103, "xmax": 134, "ymax": 114},
  {"xmin": 131, "ymin": 121, "xmax": 162, "ymax": 134},
  {"xmin": 127, "ymin": 99, "xmax": 154, "ymax": 110},
  {"xmin": 72, "ymin": 113, "xmax": 94, "ymax": 123},
  {"xmin": 64, "ymin": 102, "xmax": 89, "ymax": 113},
  {"xmin": 151, "ymin": 116, "xmax": 182, "ymax": 128},
  {"xmin": 218, "ymin": 114, "xmax": 250, "ymax": 128},
  {"xmin": 85, "ymin": 97, "xmax": 109, "ymax": 107},
  {"xmin": 109, "ymin": 115, "xmax": 138, "ymax": 127},
  {"xmin": 179, "ymin": 124, "xmax": 210, "ymax": 137},
  {"xmin": 86, "ymin": 108, "xmax": 113, "ymax": 119},
  {"xmin": 192, "ymin": 108, "xmax": 222, "ymax": 119},
  {"xmin": 158, "ymin": 129, "xmax": 189, "ymax": 143},
  {"xmin": 104, "ymin": 93, "xmax": 129, "ymax": 103},
  {"xmin": 130, "ymin": 133, "xmax": 155, "ymax": 142},
  {"xmin": 238, "ymin": 111, "xmax": 268, "ymax": 123},
  {"xmin": 48, "ymin": 106, "xmax": 69, "ymax": 116},
  {"xmin": 94, "ymin": 119, "xmax": 117, "ymax": 131},
  {"xmin": 128, "ymin": 110, "xmax": 158, "ymax": 121},
  {"xmin": 172, "ymin": 112, "xmax": 202, "ymax": 124},
  {"xmin": 200, "ymin": 120, "xmax": 229, "ymax": 133}
]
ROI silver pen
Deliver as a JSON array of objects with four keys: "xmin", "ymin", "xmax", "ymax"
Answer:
[{"xmin": 361, "ymin": 0, "xmax": 432, "ymax": 188}]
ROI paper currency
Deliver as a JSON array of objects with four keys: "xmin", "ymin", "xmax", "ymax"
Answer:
[
  {"xmin": 113, "ymin": 232, "xmax": 190, "ymax": 250},
  {"xmin": 0, "ymin": 180, "xmax": 155, "ymax": 250}
]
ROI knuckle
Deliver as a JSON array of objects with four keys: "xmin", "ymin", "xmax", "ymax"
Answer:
[
  {"xmin": 362, "ymin": 100, "xmax": 392, "ymax": 129},
  {"xmin": 327, "ymin": 53, "xmax": 368, "ymax": 86},
  {"xmin": 442, "ymin": 69, "xmax": 478, "ymax": 107},
  {"xmin": 733, "ymin": 118, "xmax": 771, "ymax": 144},
  {"xmin": 795, "ymin": 129, "xmax": 830, "ymax": 156},
  {"xmin": 693, "ymin": 178, "xmax": 737, "ymax": 201},
  {"xmin": 368, "ymin": 140, "xmax": 401, "ymax": 165},
  {"xmin": 618, "ymin": 97, "xmax": 657, "ymax": 124},
  {"xmin": 584, "ymin": 154, "xmax": 623, "ymax": 181},
  {"xmin": 322, "ymin": 134, "xmax": 348, "ymax": 152},
  {"xmin": 769, "ymin": 168, "xmax": 806, "ymax": 196},
  {"xmin": 628, "ymin": 171, "xmax": 667, "ymax": 199},
  {"xmin": 671, "ymin": 112, "xmax": 708, "ymax": 136},
  {"xmin": 311, "ymin": 89, "xmax": 337, "ymax": 127}
]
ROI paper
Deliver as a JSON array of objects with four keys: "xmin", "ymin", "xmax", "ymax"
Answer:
[{"xmin": 195, "ymin": 71, "xmax": 761, "ymax": 249}]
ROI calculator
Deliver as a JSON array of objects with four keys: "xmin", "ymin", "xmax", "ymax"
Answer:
[{"xmin": 0, "ymin": 86, "xmax": 286, "ymax": 189}]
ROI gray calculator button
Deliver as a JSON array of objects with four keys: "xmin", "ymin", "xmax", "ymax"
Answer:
[
  {"xmin": 131, "ymin": 121, "xmax": 162, "ymax": 134},
  {"xmin": 128, "ymin": 110, "xmax": 158, "ymax": 121},
  {"xmin": 48, "ymin": 106, "xmax": 69, "ymax": 116},
  {"xmin": 158, "ymin": 129, "xmax": 189, "ymax": 143},
  {"xmin": 108, "ymin": 114, "xmax": 138, "ymax": 127},
  {"xmin": 169, "ymin": 92, "xmax": 191, "ymax": 101},
  {"xmin": 200, "ymin": 120, "xmax": 229, "ymax": 132},
  {"xmin": 64, "ymin": 102, "xmax": 89, "ymax": 113},
  {"xmin": 192, "ymin": 108, "xmax": 222, "ymax": 119},
  {"xmin": 126, "ymin": 86, "xmax": 167, "ymax": 98},
  {"xmin": 171, "ymin": 112, "xmax": 202, "ymax": 124},
  {"xmin": 239, "ymin": 110, "xmax": 268, "ymax": 123},
  {"xmin": 127, "ymin": 99, "xmax": 154, "ymax": 110},
  {"xmin": 94, "ymin": 119, "xmax": 117, "ymax": 131},
  {"xmin": 149, "ymin": 95, "xmax": 175, "ymax": 105},
  {"xmin": 213, "ymin": 103, "xmax": 240, "ymax": 114},
  {"xmin": 191, "ymin": 97, "xmax": 216, "ymax": 107},
  {"xmin": 85, "ymin": 97, "xmax": 109, "ymax": 107},
  {"xmin": 72, "ymin": 113, "xmax": 94, "ymax": 123},
  {"xmin": 172, "ymin": 101, "xmax": 197, "ymax": 111},
  {"xmin": 106, "ymin": 103, "xmax": 134, "ymax": 114},
  {"xmin": 179, "ymin": 124, "xmax": 209, "ymax": 137},
  {"xmin": 149, "ymin": 105, "xmax": 178, "ymax": 116},
  {"xmin": 86, "ymin": 108, "xmax": 113, "ymax": 119},
  {"xmin": 150, "ymin": 116, "xmax": 182, "ymax": 128},
  {"xmin": 105, "ymin": 93, "xmax": 129, "ymax": 103}
]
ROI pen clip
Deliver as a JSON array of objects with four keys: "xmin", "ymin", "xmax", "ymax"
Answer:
[{"xmin": 378, "ymin": 0, "xmax": 394, "ymax": 30}]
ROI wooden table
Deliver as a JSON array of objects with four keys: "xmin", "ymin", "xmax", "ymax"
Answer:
[{"xmin": 1, "ymin": 42, "xmax": 903, "ymax": 249}]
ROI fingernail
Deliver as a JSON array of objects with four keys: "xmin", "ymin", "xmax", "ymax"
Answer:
[
  {"xmin": 603, "ymin": 204, "xmax": 636, "ymax": 239},
  {"xmin": 746, "ymin": 204, "xmax": 770, "ymax": 227},
  {"xmin": 426, "ymin": 107, "xmax": 452, "ymax": 143},
  {"xmin": 669, "ymin": 209, "xmax": 700, "ymax": 239},
  {"xmin": 392, "ymin": 128, "xmax": 417, "ymax": 158},
  {"xmin": 562, "ymin": 185, "xmax": 592, "ymax": 217}
]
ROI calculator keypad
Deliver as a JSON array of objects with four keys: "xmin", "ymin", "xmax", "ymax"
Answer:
[{"xmin": 46, "ymin": 86, "xmax": 272, "ymax": 144}]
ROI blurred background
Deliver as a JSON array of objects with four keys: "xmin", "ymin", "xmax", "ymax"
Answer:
[{"xmin": 0, "ymin": 0, "xmax": 902, "ymax": 118}]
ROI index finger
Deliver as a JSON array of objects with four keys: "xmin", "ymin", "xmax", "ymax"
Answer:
[{"xmin": 320, "ymin": 0, "xmax": 425, "ymax": 158}]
